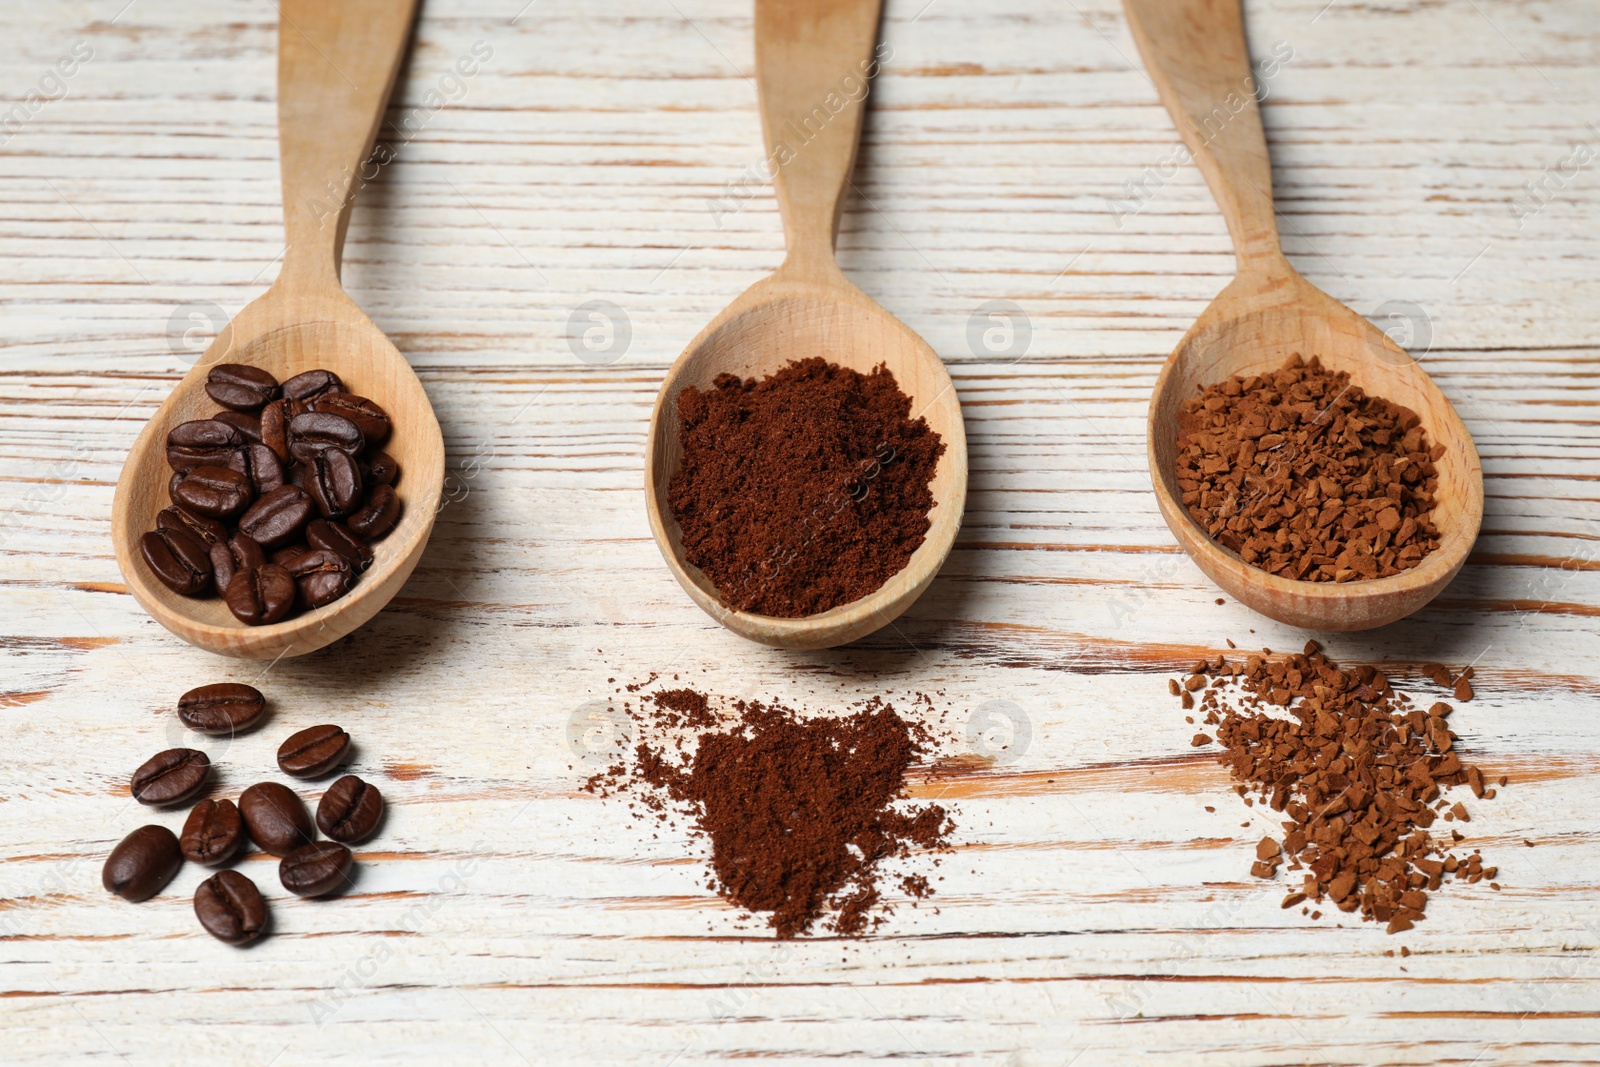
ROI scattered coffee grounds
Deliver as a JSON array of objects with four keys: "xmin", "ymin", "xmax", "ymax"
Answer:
[
  {"xmin": 140, "ymin": 364, "xmax": 401, "ymax": 625},
  {"xmin": 669, "ymin": 358, "xmax": 945, "ymax": 617},
  {"xmin": 103, "ymin": 683, "xmax": 384, "ymax": 946},
  {"xmin": 1175, "ymin": 355, "xmax": 1443, "ymax": 582},
  {"xmin": 588, "ymin": 685, "xmax": 954, "ymax": 938},
  {"xmin": 1181, "ymin": 643, "xmax": 1498, "ymax": 933}
]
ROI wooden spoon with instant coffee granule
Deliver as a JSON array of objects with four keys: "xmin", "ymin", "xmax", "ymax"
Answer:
[
  {"xmin": 586, "ymin": 687, "xmax": 953, "ymax": 939},
  {"xmin": 1176, "ymin": 355, "xmax": 1444, "ymax": 583},
  {"xmin": 1181, "ymin": 642, "xmax": 1500, "ymax": 934},
  {"xmin": 1126, "ymin": 0, "xmax": 1482, "ymax": 630}
]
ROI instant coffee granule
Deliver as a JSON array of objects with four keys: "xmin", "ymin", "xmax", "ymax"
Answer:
[
  {"xmin": 587, "ymin": 686, "xmax": 954, "ymax": 938},
  {"xmin": 1176, "ymin": 355, "xmax": 1443, "ymax": 582},
  {"xmin": 1180, "ymin": 643, "xmax": 1499, "ymax": 934},
  {"xmin": 669, "ymin": 357, "xmax": 945, "ymax": 617}
]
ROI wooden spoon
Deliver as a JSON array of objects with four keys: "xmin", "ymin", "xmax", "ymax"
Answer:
[
  {"xmin": 1125, "ymin": 0, "xmax": 1482, "ymax": 631},
  {"xmin": 111, "ymin": 0, "xmax": 441, "ymax": 659},
  {"xmin": 644, "ymin": 0, "xmax": 967, "ymax": 650}
]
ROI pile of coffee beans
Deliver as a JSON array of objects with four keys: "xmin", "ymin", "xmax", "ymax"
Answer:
[
  {"xmin": 140, "ymin": 365, "xmax": 401, "ymax": 625},
  {"xmin": 102, "ymin": 682, "xmax": 387, "ymax": 946}
]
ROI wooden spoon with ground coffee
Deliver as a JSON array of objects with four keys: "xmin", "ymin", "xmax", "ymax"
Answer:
[
  {"xmin": 1125, "ymin": 0, "xmax": 1482, "ymax": 630},
  {"xmin": 645, "ymin": 0, "xmax": 968, "ymax": 649}
]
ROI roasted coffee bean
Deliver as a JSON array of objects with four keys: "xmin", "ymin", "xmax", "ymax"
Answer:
[
  {"xmin": 194, "ymin": 869, "xmax": 267, "ymax": 945},
  {"xmin": 288, "ymin": 411, "xmax": 364, "ymax": 463},
  {"xmin": 316, "ymin": 775, "xmax": 384, "ymax": 843},
  {"xmin": 209, "ymin": 533, "xmax": 267, "ymax": 596},
  {"xmin": 172, "ymin": 464, "xmax": 254, "ymax": 520},
  {"xmin": 238, "ymin": 781, "xmax": 315, "ymax": 856},
  {"xmin": 281, "ymin": 368, "xmax": 344, "ymax": 402},
  {"xmin": 131, "ymin": 748, "xmax": 211, "ymax": 807},
  {"xmin": 181, "ymin": 798, "xmax": 245, "ymax": 866},
  {"xmin": 238, "ymin": 485, "xmax": 313, "ymax": 549},
  {"xmin": 205, "ymin": 363, "xmax": 280, "ymax": 412},
  {"xmin": 259, "ymin": 397, "xmax": 304, "ymax": 461},
  {"xmin": 363, "ymin": 451, "xmax": 399, "ymax": 488},
  {"xmin": 279, "ymin": 841, "xmax": 353, "ymax": 898},
  {"xmin": 347, "ymin": 484, "xmax": 400, "ymax": 540},
  {"xmin": 308, "ymin": 394, "xmax": 390, "ymax": 447},
  {"xmin": 305, "ymin": 448, "xmax": 363, "ymax": 519},
  {"xmin": 283, "ymin": 548, "xmax": 353, "ymax": 609},
  {"xmin": 140, "ymin": 526, "xmax": 213, "ymax": 596},
  {"xmin": 166, "ymin": 419, "xmax": 244, "ymax": 472},
  {"xmin": 228, "ymin": 443, "xmax": 286, "ymax": 496},
  {"xmin": 306, "ymin": 519, "xmax": 373, "ymax": 572},
  {"xmin": 223, "ymin": 563, "xmax": 296, "ymax": 626},
  {"xmin": 213, "ymin": 409, "xmax": 262, "ymax": 444},
  {"xmin": 270, "ymin": 544, "xmax": 309, "ymax": 567},
  {"xmin": 103, "ymin": 825, "xmax": 182, "ymax": 902},
  {"xmin": 156, "ymin": 505, "xmax": 228, "ymax": 548},
  {"xmin": 177, "ymin": 682, "xmax": 266, "ymax": 736},
  {"xmin": 278, "ymin": 724, "xmax": 351, "ymax": 779}
]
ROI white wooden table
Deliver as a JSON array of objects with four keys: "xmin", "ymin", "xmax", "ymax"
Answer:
[{"xmin": 4, "ymin": 0, "xmax": 1600, "ymax": 1062}]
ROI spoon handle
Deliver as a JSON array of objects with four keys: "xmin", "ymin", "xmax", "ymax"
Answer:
[
  {"xmin": 275, "ymin": 0, "xmax": 420, "ymax": 295},
  {"xmin": 754, "ymin": 0, "xmax": 885, "ymax": 283},
  {"xmin": 1123, "ymin": 0, "xmax": 1285, "ymax": 274}
]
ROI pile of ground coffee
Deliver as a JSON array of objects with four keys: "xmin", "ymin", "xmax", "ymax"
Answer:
[
  {"xmin": 587, "ymin": 686, "xmax": 953, "ymax": 938},
  {"xmin": 1180, "ymin": 643, "xmax": 1499, "ymax": 933},
  {"xmin": 1175, "ymin": 355, "xmax": 1442, "ymax": 582},
  {"xmin": 668, "ymin": 357, "xmax": 945, "ymax": 617}
]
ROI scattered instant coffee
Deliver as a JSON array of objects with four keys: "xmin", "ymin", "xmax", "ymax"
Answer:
[{"xmin": 1180, "ymin": 643, "xmax": 1499, "ymax": 933}]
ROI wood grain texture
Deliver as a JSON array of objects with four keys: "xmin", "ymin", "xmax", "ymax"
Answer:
[{"xmin": 4, "ymin": 0, "xmax": 1600, "ymax": 1063}]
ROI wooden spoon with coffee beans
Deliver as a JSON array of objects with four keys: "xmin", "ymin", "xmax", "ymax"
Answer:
[
  {"xmin": 1125, "ymin": 0, "xmax": 1483, "ymax": 631},
  {"xmin": 644, "ymin": 0, "xmax": 969, "ymax": 649},
  {"xmin": 110, "ymin": 0, "xmax": 443, "ymax": 658}
]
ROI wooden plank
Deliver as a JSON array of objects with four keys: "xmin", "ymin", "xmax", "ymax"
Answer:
[{"xmin": 3, "ymin": 0, "xmax": 1600, "ymax": 1062}]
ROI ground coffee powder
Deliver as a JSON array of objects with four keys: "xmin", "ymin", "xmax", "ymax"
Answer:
[
  {"xmin": 588, "ymin": 686, "xmax": 953, "ymax": 938},
  {"xmin": 669, "ymin": 358, "xmax": 945, "ymax": 617},
  {"xmin": 1180, "ymin": 643, "xmax": 1498, "ymax": 933},
  {"xmin": 1176, "ymin": 355, "xmax": 1442, "ymax": 582}
]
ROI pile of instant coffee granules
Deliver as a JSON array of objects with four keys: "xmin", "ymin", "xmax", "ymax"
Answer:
[
  {"xmin": 586, "ymin": 684, "xmax": 954, "ymax": 938},
  {"xmin": 669, "ymin": 357, "xmax": 945, "ymax": 617},
  {"xmin": 1179, "ymin": 642, "xmax": 1500, "ymax": 934},
  {"xmin": 1175, "ymin": 354, "xmax": 1443, "ymax": 582}
]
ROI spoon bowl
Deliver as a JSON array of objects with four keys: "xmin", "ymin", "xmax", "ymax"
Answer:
[
  {"xmin": 1148, "ymin": 267, "xmax": 1482, "ymax": 631},
  {"xmin": 113, "ymin": 294, "xmax": 443, "ymax": 658},
  {"xmin": 110, "ymin": 0, "xmax": 439, "ymax": 659},
  {"xmin": 644, "ymin": 0, "xmax": 967, "ymax": 649},
  {"xmin": 1126, "ymin": 0, "xmax": 1483, "ymax": 631},
  {"xmin": 646, "ymin": 273, "xmax": 966, "ymax": 650}
]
